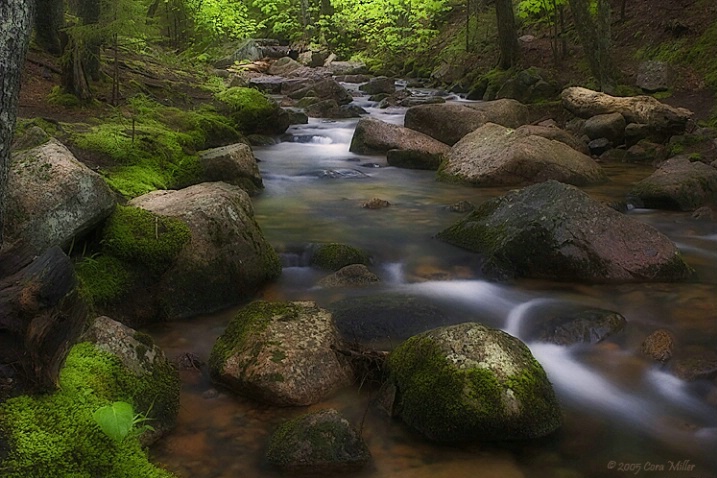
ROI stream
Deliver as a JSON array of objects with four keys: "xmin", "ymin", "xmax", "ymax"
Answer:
[{"xmin": 148, "ymin": 87, "xmax": 717, "ymax": 478}]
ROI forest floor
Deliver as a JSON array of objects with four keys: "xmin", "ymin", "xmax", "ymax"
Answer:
[{"xmin": 15, "ymin": 0, "xmax": 717, "ymax": 125}]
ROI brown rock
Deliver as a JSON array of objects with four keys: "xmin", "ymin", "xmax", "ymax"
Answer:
[{"xmin": 641, "ymin": 329, "xmax": 675, "ymax": 362}]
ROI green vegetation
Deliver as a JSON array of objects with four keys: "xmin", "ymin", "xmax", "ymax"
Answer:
[
  {"xmin": 0, "ymin": 343, "xmax": 177, "ymax": 478},
  {"xmin": 93, "ymin": 401, "xmax": 155, "ymax": 443},
  {"xmin": 310, "ymin": 243, "xmax": 370, "ymax": 271},
  {"xmin": 75, "ymin": 255, "xmax": 132, "ymax": 305},
  {"xmin": 215, "ymin": 87, "xmax": 282, "ymax": 133}
]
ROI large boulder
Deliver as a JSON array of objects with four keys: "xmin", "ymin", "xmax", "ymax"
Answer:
[
  {"xmin": 629, "ymin": 156, "xmax": 717, "ymax": 211},
  {"xmin": 636, "ymin": 60, "xmax": 670, "ymax": 93},
  {"xmin": 404, "ymin": 99, "xmax": 530, "ymax": 145},
  {"xmin": 268, "ymin": 57, "xmax": 304, "ymax": 76},
  {"xmin": 385, "ymin": 322, "xmax": 561, "ymax": 442},
  {"xmin": 349, "ymin": 118, "xmax": 450, "ymax": 167},
  {"xmin": 583, "ymin": 112, "xmax": 627, "ymax": 145},
  {"xmin": 561, "ymin": 87, "xmax": 692, "ymax": 140},
  {"xmin": 129, "ymin": 182, "xmax": 281, "ymax": 318},
  {"xmin": 358, "ymin": 76, "xmax": 396, "ymax": 95},
  {"xmin": 437, "ymin": 180, "xmax": 693, "ymax": 283},
  {"xmin": 514, "ymin": 124, "xmax": 590, "ymax": 155},
  {"xmin": 84, "ymin": 316, "xmax": 180, "ymax": 444},
  {"xmin": 286, "ymin": 78, "xmax": 353, "ymax": 105},
  {"xmin": 208, "ymin": 301, "xmax": 354, "ymax": 406},
  {"xmin": 266, "ymin": 408, "xmax": 371, "ymax": 474},
  {"xmin": 6, "ymin": 138, "xmax": 116, "ymax": 254},
  {"xmin": 439, "ymin": 123, "xmax": 606, "ymax": 187},
  {"xmin": 198, "ymin": 143, "xmax": 263, "ymax": 195}
]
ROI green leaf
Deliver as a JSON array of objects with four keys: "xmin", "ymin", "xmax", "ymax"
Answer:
[{"xmin": 93, "ymin": 401, "xmax": 135, "ymax": 443}]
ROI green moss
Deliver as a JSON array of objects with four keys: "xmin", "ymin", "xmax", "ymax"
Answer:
[
  {"xmin": 310, "ymin": 243, "xmax": 369, "ymax": 271},
  {"xmin": 102, "ymin": 205, "xmax": 191, "ymax": 275},
  {"xmin": 215, "ymin": 87, "xmax": 279, "ymax": 132},
  {"xmin": 208, "ymin": 301, "xmax": 299, "ymax": 378},
  {"xmin": 75, "ymin": 255, "xmax": 132, "ymax": 306},
  {"xmin": 0, "ymin": 343, "xmax": 177, "ymax": 478},
  {"xmin": 47, "ymin": 86, "xmax": 81, "ymax": 107}
]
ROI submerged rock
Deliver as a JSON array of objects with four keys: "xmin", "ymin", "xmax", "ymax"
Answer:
[
  {"xmin": 437, "ymin": 180, "xmax": 693, "ymax": 283},
  {"xmin": 317, "ymin": 264, "xmax": 380, "ymax": 288},
  {"xmin": 6, "ymin": 138, "xmax": 116, "ymax": 254},
  {"xmin": 641, "ymin": 329, "xmax": 675, "ymax": 362},
  {"xmin": 309, "ymin": 243, "xmax": 370, "ymax": 271},
  {"xmin": 530, "ymin": 308, "xmax": 627, "ymax": 345},
  {"xmin": 208, "ymin": 301, "xmax": 354, "ymax": 406},
  {"xmin": 629, "ymin": 156, "xmax": 717, "ymax": 211},
  {"xmin": 266, "ymin": 408, "xmax": 371, "ymax": 474},
  {"xmin": 439, "ymin": 123, "xmax": 606, "ymax": 187},
  {"xmin": 386, "ymin": 322, "xmax": 561, "ymax": 442}
]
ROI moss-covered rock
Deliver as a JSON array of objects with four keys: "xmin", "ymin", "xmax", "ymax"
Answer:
[
  {"xmin": 209, "ymin": 301, "xmax": 353, "ymax": 406},
  {"xmin": 437, "ymin": 180, "xmax": 693, "ymax": 283},
  {"xmin": 266, "ymin": 408, "xmax": 371, "ymax": 474},
  {"xmin": 386, "ymin": 322, "xmax": 561, "ymax": 442},
  {"xmin": 317, "ymin": 264, "xmax": 380, "ymax": 289},
  {"xmin": 215, "ymin": 87, "xmax": 290, "ymax": 135},
  {"xmin": 0, "ymin": 342, "xmax": 177, "ymax": 477},
  {"xmin": 309, "ymin": 243, "xmax": 370, "ymax": 271}
]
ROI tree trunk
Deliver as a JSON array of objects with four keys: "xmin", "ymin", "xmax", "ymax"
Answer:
[
  {"xmin": 78, "ymin": 0, "xmax": 101, "ymax": 81},
  {"xmin": 60, "ymin": 37, "xmax": 93, "ymax": 101},
  {"xmin": 34, "ymin": 0, "xmax": 65, "ymax": 55},
  {"xmin": 495, "ymin": 0, "xmax": 520, "ymax": 69},
  {"xmin": 568, "ymin": 0, "xmax": 616, "ymax": 93},
  {"xmin": 0, "ymin": 0, "xmax": 35, "ymax": 250}
]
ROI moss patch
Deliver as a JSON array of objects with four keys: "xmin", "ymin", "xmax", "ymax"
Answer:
[
  {"xmin": 102, "ymin": 205, "xmax": 191, "ymax": 275},
  {"xmin": 75, "ymin": 255, "xmax": 132, "ymax": 306},
  {"xmin": 0, "ymin": 343, "xmax": 177, "ymax": 478},
  {"xmin": 215, "ymin": 87, "xmax": 281, "ymax": 134},
  {"xmin": 310, "ymin": 243, "xmax": 370, "ymax": 271}
]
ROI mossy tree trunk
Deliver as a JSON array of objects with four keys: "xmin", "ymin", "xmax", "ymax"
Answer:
[
  {"xmin": 495, "ymin": 0, "xmax": 520, "ymax": 69},
  {"xmin": 34, "ymin": 0, "xmax": 65, "ymax": 55},
  {"xmin": 78, "ymin": 0, "xmax": 101, "ymax": 81},
  {"xmin": 568, "ymin": 0, "xmax": 616, "ymax": 93},
  {"xmin": 0, "ymin": 0, "xmax": 35, "ymax": 249}
]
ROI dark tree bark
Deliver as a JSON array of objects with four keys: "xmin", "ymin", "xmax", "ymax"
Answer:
[
  {"xmin": 78, "ymin": 0, "xmax": 101, "ymax": 81},
  {"xmin": 1, "ymin": 0, "xmax": 35, "ymax": 250},
  {"xmin": 34, "ymin": 0, "xmax": 65, "ymax": 55},
  {"xmin": 495, "ymin": 0, "xmax": 520, "ymax": 69},
  {"xmin": 568, "ymin": 0, "xmax": 616, "ymax": 92}
]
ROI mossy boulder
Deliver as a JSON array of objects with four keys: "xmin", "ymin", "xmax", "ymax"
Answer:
[
  {"xmin": 0, "ymin": 342, "xmax": 177, "ymax": 477},
  {"xmin": 265, "ymin": 408, "xmax": 371, "ymax": 474},
  {"xmin": 404, "ymin": 99, "xmax": 530, "ymax": 146},
  {"xmin": 629, "ymin": 156, "xmax": 717, "ymax": 211},
  {"xmin": 208, "ymin": 301, "xmax": 354, "ymax": 406},
  {"xmin": 386, "ymin": 322, "xmax": 561, "ymax": 442},
  {"xmin": 128, "ymin": 182, "xmax": 281, "ymax": 320},
  {"xmin": 6, "ymin": 138, "xmax": 116, "ymax": 254},
  {"xmin": 309, "ymin": 243, "xmax": 370, "ymax": 271},
  {"xmin": 436, "ymin": 180, "xmax": 693, "ymax": 283},
  {"xmin": 317, "ymin": 264, "xmax": 380, "ymax": 288},
  {"xmin": 439, "ymin": 122, "xmax": 606, "ymax": 187},
  {"xmin": 215, "ymin": 87, "xmax": 290, "ymax": 135}
]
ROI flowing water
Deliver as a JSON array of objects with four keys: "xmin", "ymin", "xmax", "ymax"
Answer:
[{"xmin": 148, "ymin": 90, "xmax": 717, "ymax": 478}]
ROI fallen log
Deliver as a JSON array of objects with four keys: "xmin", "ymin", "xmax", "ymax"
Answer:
[{"xmin": 0, "ymin": 244, "xmax": 87, "ymax": 393}]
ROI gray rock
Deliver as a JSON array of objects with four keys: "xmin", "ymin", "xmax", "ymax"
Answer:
[
  {"xmin": 6, "ymin": 138, "xmax": 116, "ymax": 254},
  {"xmin": 334, "ymin": 74, "xmax": 372, "ymax": 83},
  {"xmin": 404, "ymin": 99, "xmax": 530, "ymax": 145},
  {"xmin": 208, "ymin": 301, "xmax": 354, "ymax": 406},
  {"xmin": 387, "ymin": 149, "xmax": 445, "ymax": 170},
  {"xmin": 386, "ymin": 322, "xmax": 562, "ymax": 441},
  {"xmin": 199, "ymin": 143, "xmax": 263, "ymax": 195},
  {"xmin": 630, "ymin": 156, "xmax": 717, "ymax": 210},
  {"xmin": 266, "ymin": 408, "xmax": 371, "ymax": 473},
  {"xmin": 129, "ymin": 182, "xmax": 281, "ymax": 318},
  {"xmin": 437, "ymin": 180, "xmax": 693, "ymax": 282},
  {"xmin": 359, "ymin": 76, "xmax": 396, "ymax": 95},
  {"xmin": 440, "ymin": 123, "xmax": 606, "ymax": 187},
  {"xmin": 268, "ymin": 57, "xmax": 304, "ymax": 76},
  {"xmin": 588, "ymin": 137, "xmax": 612, "ymax": 156},
  {"xmin": 287, "ymin": 78, "xmax": 353, "ymax": 105},
  {"xmin": 350, "ymin": 118, "xmax": 451, "ymax": 161},
  {"xmin": 636, "ymin": 60, "xmax": 670, "ymax": 93},
  {"xmin": 515, "ymin": 124, "xmax": 589, "ymax": 155},
  {"xmin": 531, "ymin": 308, "xmax": 626, "ymax": 345},
  {"xmin": 584, "ymin": 112, "xmax": 626, "ymax": 144}
]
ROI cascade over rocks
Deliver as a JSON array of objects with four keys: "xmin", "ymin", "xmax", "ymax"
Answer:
[
  {"xmin": 437, "ymin": 180, "xmax": 693, "ymax": 283},
  {"xmin": 561, "ymin": 87, "xmax": 692, "ymax": 141},
  {"xmin": 6, "ymin": 138, "xmax": 116, "ymax": 254},
  {"xmin": 629, "ymin": 156, "xmax": 717, "ymax": 211},
  {"xmin": 350, "ymin": 118, "xmax": 450, "ymax": 165},
  {"xmin": 385, "ymin": 322, "xmax": 562, "ymax": 442},
  {"xmin": 208, "ymin": 301, "xmax": 354, "ymax": 406},
  {"xmin": 129, "ymin": 182, "xmax": 281, "ymax": 319},
  {"xmin": 404, "ymin": 99, "xmax": 530, "ymax": 145},
  {"xmin": 439, "ymin": 123, "xmax": 606, "ymax": 187}
]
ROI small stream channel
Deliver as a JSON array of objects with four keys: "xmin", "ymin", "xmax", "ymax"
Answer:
[{"xmin": 147, "ymin": 87, "xmax": 717, "ymax": 478}]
